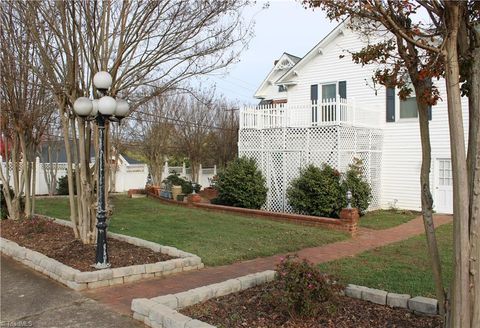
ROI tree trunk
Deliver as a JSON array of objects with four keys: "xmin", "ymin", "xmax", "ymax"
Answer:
[
  {"xmin": 61, "ymin": 108, "xmax": 80, "ymax": 239},
  {"xmin": 417, "ymin": 99, "xmax": 446, "ymax": 315},
  {"xmin": 444, "ymin": 4, "xmax": 471, "ymax": 326},
  {"xmin": 467, "ymin": 24, "xmax": 480, "ymax": 328}
]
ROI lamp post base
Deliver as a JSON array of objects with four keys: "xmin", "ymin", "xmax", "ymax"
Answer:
[{"xmin": 92, "ymin": 262, "xmax": 111, "ymax": 270}]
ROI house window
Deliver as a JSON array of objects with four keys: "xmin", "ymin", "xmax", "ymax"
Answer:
[
  {"xmin": 278, "ymin": 85, "xmax": 287, "ymax": 92},
  {"xmin": 438, "ymin": 159, "xmax": 452, "ymax": 186},
  {"xmin": 400, "ymin": 97, "xmax": 418, "ymax": 119}
]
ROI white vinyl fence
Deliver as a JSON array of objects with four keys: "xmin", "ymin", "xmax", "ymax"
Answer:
[
  {"xmin": 1, "ymin": 156, "xmax": 149, "ymax": 195},
  {"xmin": 163, "ymin": 162, "xmax": 217, "ymax": 188}
]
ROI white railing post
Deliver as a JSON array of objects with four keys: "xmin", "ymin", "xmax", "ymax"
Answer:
[
  {"xmin": 352, "ymin": 97, "xmax": 356, "ymax": 125},
  {"xmin": 213, "ymin": 164, "xmax": 217, "ymax": 176},
  {"xmin": 336, "ymin": 94, "xmax": 340, "ymax": 123},
  {"xmin": 182, "ymin": 162, "xmax": 187, "ymax": 176},
  {"xmin": 163, "ymin": 161, "xmax": 169, "ymax": 179}
]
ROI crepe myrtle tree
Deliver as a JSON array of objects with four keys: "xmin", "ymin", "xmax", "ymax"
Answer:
[
  {"xmin": 11, "ymin": 0, "xmax": 253, "ymax": 244},
  {"xmin": 304, "ymin": 1, "xmax": 480, "ymax": 325}
]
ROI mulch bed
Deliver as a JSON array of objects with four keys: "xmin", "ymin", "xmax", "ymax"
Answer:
[
  {"xmin": 181, "ymin": 283, "xmax": 443, "ymax": 328},
  {"xmin": 0, "ymin": 217, "xmax": 174, "ymax": 272}
]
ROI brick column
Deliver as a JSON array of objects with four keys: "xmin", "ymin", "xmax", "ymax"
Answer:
[{"xmin": 340, "ymin": 208, "xmax": 360, "ymax": 236}]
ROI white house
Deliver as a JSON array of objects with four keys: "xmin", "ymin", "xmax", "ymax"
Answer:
[{"xmin": 239, "ymin": 21, "xmax": 468, "ymax": 214}]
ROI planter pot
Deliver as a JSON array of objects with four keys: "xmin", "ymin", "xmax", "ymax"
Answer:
[{"xmin": 187, "ymin": 193, "xmax": 202, "ymax": 203}]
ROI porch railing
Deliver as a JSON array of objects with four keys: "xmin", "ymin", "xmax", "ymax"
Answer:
[{"xmin": 240, "ymin": 98, "xmax": 381, "ymax": 129}]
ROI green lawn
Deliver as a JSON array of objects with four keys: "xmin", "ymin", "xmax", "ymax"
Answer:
[
  {"xmin": 318, "ymin": 223, "xmax": 453, "ymax": 297},
  {"xmin": 360, "ymin": 209, "xmax": 420, "ymax": 230},
  {"xmin": 35, "ymin": 195, "xmax": 348, "ymax": 266}
]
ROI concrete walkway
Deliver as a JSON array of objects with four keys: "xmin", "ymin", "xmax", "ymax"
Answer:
[
  {"xmin": 84, "ymin": 214, "xmax": 452, "ymax": 315},
  {"xmin": 0, "ymin": 255, "xmax": 144, "ymax": 328}
]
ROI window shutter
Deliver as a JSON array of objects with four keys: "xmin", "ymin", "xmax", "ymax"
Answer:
[
  {"xmin": 428, "ymin": 105, "xmax": 432, "ymax": 120},
  {"xmin": 386, "ymin": 87, "xmax": 395, "ymax": 122},
  {"xmin": 310, "ymin": 84, "xmax": 318, "ymax": 101},
  {"xmin": 339, "ymin": 81, "xmax": 347, "ymax": 99}
]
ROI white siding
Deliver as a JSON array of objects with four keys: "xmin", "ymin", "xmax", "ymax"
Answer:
[
  {"xmin": 250, "ymin": 26, "xmax": 469, "ymax": 214},
  {"xmin": 381, "ymin": 83, "xmax": 469, "ymax": 213},
  {"xmin": 285, "ymin": 28, "xmax": 385, "ymax": 117}
]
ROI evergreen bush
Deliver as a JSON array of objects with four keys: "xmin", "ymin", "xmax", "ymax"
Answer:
[
  {"xmin": 213, "ymin": 157, "xmax": 267, "ymax": 209},
  {"xmin": 286, "ymin": 164, "xmax": 342, "ymax": 217},
  {"xmin": 340, "ymin": 158, "xmax": 372, "ymax": 215},
  {"xmin": 57, "ymin": 173, "xmax": 76, "ymax": 195}
]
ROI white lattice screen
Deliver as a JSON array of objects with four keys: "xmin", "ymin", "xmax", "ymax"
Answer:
[{"xmin": 239, "ymin": 125, "xmax": 383, "ymax": 213}]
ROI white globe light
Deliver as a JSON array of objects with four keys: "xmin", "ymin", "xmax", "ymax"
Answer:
[
  {"xmin": 91, "ymin": 99, "xmax": 99, "ymax": 116},
  {"xmin": 115, "ymin": 99, "xmax": 130, "ymax": 118},
  {"xmin": 98, "ymin": 96, "xmax": 117, "ymax": 116},
  {"xmin": 93, "ymin": 71, "xmax": 113, "ymax": 90},
  {"xmin": 73, "ymin": 97, "xmax": 93, "ymax": 116}
]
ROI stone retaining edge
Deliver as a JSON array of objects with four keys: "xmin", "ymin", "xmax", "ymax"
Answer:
[
  {"xmin": 345, "ymin": 284, "xmax": 439, "ymax": 315},
  {"xmin": 130, "ymin": 273, "xmax": 440, "ymax": 328},
  {"xmin": 1, "ymin": 216, "xmax": 203, "ymax": 291},
  {"xmin": 131, "ymin": 270, "xmax": 276, "ymax": 328}
]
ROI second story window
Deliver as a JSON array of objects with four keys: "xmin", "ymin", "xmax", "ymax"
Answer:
[
  {"xmin": 278, "ymin": 85, "xmax": 287, "ymax": 92},
  {"xmin": 400, "ymin": 97, "xmax": 418, "ymax": 119}
]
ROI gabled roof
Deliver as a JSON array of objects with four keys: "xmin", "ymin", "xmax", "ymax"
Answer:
[
  {"xmin": 121, "ymin": 153, "xmax": 145, "ymax": 165},
  {"xmin": 254, "ymin": 52, "xmax": 302, "ymax": 99},
  {"xmin": 275, "ymin": 19, "xmax": 348, "ymax": 85}
]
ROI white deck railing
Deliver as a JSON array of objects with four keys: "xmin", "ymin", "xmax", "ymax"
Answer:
[{"xmin": 240, "ymin": 98, "xmax": 382, "ymax": 129}]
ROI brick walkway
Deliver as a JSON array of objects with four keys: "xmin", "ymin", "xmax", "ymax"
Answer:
[{"xmin": 84, "ymin": 214, "xmax": 452, "ymax": 315}]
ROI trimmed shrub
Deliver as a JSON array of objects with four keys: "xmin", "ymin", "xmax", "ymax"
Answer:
[
  {"xmin": 57, "ymin": 173, "xmax": 76, "ymax": 195},
  {"xmin": 287, "ymin": 164, "xmax": 342, "ymax": 217},
  {"xmin": 164, "ymin": 173, "xmax": 200, "ymax": 194},
  {"xmin": 274, "ymin": 255, "xmax": 340, "ymax": 318},
  {"xmin": 340, "ymin": 158, "xmax": 372, "ymax": 215},
  {"xmin": 213, "ymin": 157, "xmax": 267, "ymax": 209}
]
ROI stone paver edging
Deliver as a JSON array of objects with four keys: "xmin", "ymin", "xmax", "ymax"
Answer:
[
  {"xmin": 345, "ymin": 284, "xmax": 439, "ymax": 315},
  {"xmin": 131, "ymin": 273, "xmax": 440, "ymax": 328},
  {"xmin": 0, "ymin": 216, "xmax": 203, "ymax": 291},
  {"xmin": 131, "ymin": 270, "xmax": 276, "ymax": 328}
]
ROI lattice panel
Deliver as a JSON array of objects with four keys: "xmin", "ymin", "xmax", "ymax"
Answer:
[
  {"xmin": 238, "ymin": 129, "xmax": 262, "ymax": 150},
  {"xmin": 262, "ymin": 129, "xmax": 284, "ymax": 150},
  {"xmin": 285, "ymin": 128, "xmax": 309, "ymax": 150},
  {"xmin": 238, "ymin": 124, "xmax": 384, "ymax": 213}
]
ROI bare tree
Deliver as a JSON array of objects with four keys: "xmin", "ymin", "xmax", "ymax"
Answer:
[
  {"xmin": 12, "ymin": 0, "xmax": 253, "ymax": 243},
  {"xmin": 307, "ymin": 1, "xmax": 479, "ymax": 326},
  {"xmin": 0, "ymin": 1, "xmax": 55, "ymax": 219}
]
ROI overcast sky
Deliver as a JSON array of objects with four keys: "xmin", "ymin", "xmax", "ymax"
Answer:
[{"xmin": 200, "ymin": 0, "xmax": 337, "ymax": 106}]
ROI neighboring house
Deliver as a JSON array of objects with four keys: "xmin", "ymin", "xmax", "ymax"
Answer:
[
  {"xmin": 1, "ymin": 141, "xmax": 149, "ymax": 194},
  {"xmin": 239, "ymin": 21, "xmax": 468, "ymax": 214}
]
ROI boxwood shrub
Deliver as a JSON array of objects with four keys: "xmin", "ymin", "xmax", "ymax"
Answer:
[
  {"xmin": 213, "ymin": 157, "xmax": 267, "ymax": 209},
  {"xmin": 287, "ymin": 164, "xmax": 342, "ymax": 217}
]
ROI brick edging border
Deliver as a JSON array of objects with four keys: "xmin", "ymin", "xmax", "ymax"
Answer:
[
  {"xmin": 1, "ymin": 216, "xmax": 204, "ymax": 291},
  {"xmin": 146, "ymin": 191, "xmax": 360, "ymax": 236},
  {"xmin": 131, "ymin": 273, "xmax": 440, "ymax": 328}
]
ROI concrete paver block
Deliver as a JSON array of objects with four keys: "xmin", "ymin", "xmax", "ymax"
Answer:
[
  {"xmin": 151, "ymin": 294, "xmax": 178, "ymax": 309},
  {"xmin": 345, "ymin": 284, "xmax": 364, "ymax": 299},
  {"xmin": 362, "ymin": 287, "xmax": 388, "ymax": 305},
  {"xmin": 131, "ymin": 298, "xmax": 155, "ymax": 316},
  {"xmin": 75, "ymin": 271, "xmax": 99, "ymax": 283},
  {"xmin": 145, "ymin": 262, "xmax": 166, "ymax": 273},
  {"xmin": 408, "ymin": 296, "xmax": 438, "ymax": 315},
  {"xmin": 387, "ymin": 293, "xmax": 411, "ymax": 309},
  {"xmin": 237, "ymin": 274, "xmax": 257, "ymax": 289},
  {"xmin": 162, "ymin": 311, "xmax": 192, "ymax": 328},
  {"xmin": 175, "ymin": 291, "xmax": 201, "ymax": 309},
  {"xmin": 124, "ymin": 273, "xmax": 144, "ymax": 283}
]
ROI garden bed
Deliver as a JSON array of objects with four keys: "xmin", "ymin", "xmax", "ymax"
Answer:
[
  {"xmin": 181, "ymin": 283, "xmax": 442, "ymax": 328},
  {"xmin": 1, "ymin": 216, "xmax": 203, "ymax": 290},
  {"xmin": 0, "ymin": 217, "xmax": 173, "ymax": 271}
]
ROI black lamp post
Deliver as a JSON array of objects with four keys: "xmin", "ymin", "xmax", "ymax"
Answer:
[{"xmin": 73, "ymin": 71, "xmax": 130, "ymax": 269}]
